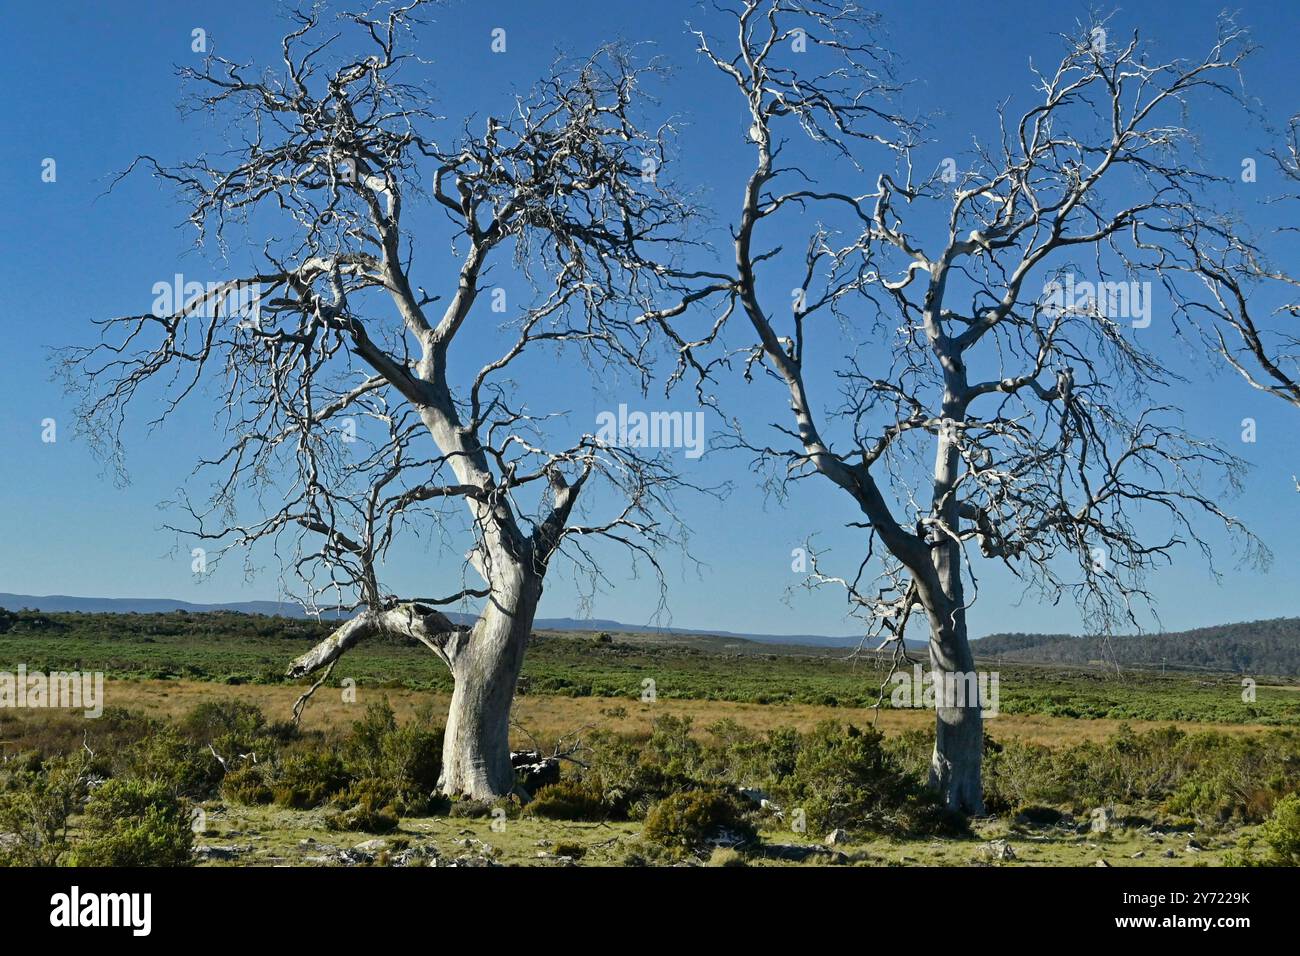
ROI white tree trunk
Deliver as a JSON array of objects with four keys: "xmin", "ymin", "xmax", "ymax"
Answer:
[
  {"xmin": 926, "ymin": 415, "xmax": 984, "ymax": 815},
  {"xmin": 438, "ymin": 568, "xmax": 541, "ymax": 799},
  {"xmin": 928, "ymin": 613, "xmax": 984, "ymax": 814}
]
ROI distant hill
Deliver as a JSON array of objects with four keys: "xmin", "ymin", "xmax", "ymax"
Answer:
[
  {"xmin": 0, "ymin": 592, "xmax": 862, "ymax": 648},
  {"xmin": 974, "ymin": 617, "xmax": 1300, "ymax": 676},
  {"xmin": 3, "ymin": 593, "xmax": 1296, "ymax": 675}
]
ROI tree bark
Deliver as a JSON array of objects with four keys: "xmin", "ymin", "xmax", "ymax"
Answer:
[
  {"xmin": 926, "ymin": 402, "xmax": 985, "ymax": 815},
  {"xmin": 438, "ymin": 566, "xmax": 542, "ymax": 799},
  {"xmin": 927, "ymin": 612, "xmax": 984, "ymax": 815},
  {"xmin": 284, "ymin": 580, "xmax": 542, "ymax": 801}
]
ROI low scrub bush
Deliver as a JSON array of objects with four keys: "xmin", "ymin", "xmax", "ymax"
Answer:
[
  {"xmin": 580, "ymin": 717, "xmax": 961, "ymax": 837},
  {"xmin": 268, "ymin": 752, "xmax": 349, "ymax": 809},
  {"xmin": 883, "ymin": 728, "xmax": 936, "ymax": 785},
  {"xmin": 1163, "ymin": 733, "xmax": 1299, "ymax": 824},
  {"xmin": 179, "ymin": 700, "xmax": 286, "ymax": 771},
  {"xmin": 325, "ymin": 784, "xmax": 400, "ymax": 835},
  {"xmin": 1256, "ymin": 792, "xmax": 1300, "ymax": 865},
  {"xmin": 0, "ymin": 750, "xmax": 93, "ymax": 866},
  {"xmin": 341, "ymin": 699, "xmax": 443, "ymax": 813},
  {"xmin": 642, "ymin": 789, "xmax": 755, "ymax": 859},
  {"xmin": 769, "ymin": 721, "xmax": 963, "ymax": 838},
  {"xmin": 1228, "ymin": 793, "xmax": 1300, "ymax": 866},
  {"xmin": 220, "ymin": 764, "xmax": 273, "ymax": 805},
  {"xmin": 985, "ymin": 726, "xmax": 1300, "ymax": 824},
  {"xmin": 73, "ymin": 778, "xmax": 193, "ymax": 867},
  {"xmin": 122, "ymin": 729, "xmax": 224, "ymax": 800},
  {"xmin": 527, "ymin": 780, "xmax": 608, "ymax": 821},
  {"xmin": 581, "ymin": 716, "xmax": 713, "ymax": 819},
  {"xmin": 179, "ymin": 700, "xmax": 270, "ymax": 745},
  {"xmin": 553, "ymin": 840, "xmax": 587, "ymax": 859},
  {"xmin": 984, "ymin": 740, "xmax": 1074, "ymax": 812}
]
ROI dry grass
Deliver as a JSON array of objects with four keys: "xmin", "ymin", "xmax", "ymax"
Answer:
[{"xmin": 61, "ymin": 678, "xmax": 1282, "ymax": 748}]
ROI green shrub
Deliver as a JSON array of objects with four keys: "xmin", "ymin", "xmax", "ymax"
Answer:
[
  {"xmin": 642, "ymin": 789, "xmax": 755, "ymax": 859},
  {"xmin": 702, "ymin": 718, "xmax": 754, "ymax": 748},
  {"xmin": 772, "ymin": 721, "xmax": 963, "ymax": 838},
  {"xmin": 883, "ymin": 728, "xmax": 935, "ymax": 785},
  {"xmin": 1256, "ymin": 793, "xmax": 1300, "ymax": 864},
  {"xmin": 179, "ymin": 700, "xmax": 268, "ymax": 744},
  {"xmin": 89, "ymin": 708, "xmax": 159, "ymax": 755},
  {"xmin": 730, "ymin": 725, "xmax": 802, "ymax": 788},
  {"xmin": 269, "ymin": 752, "xmax": 349, "ymax": 809},
  {"xmin": 342, "ymin": 698, "xmax": 400, "ymax": 773},
  {"xmin": 1013, "ymin": 805, "xmax": 1068, "ymax": 826},
  {"xmin": 580, "ymin": 716, "xmax": 961, "ymax": 836},
  {"xmin": 178, "ymin": 700, "xmax": 285, "ymax": 775},
  {"xmin": 331, "ymin": 775, "xmax": 392, "ymax": 805},
  {"xmin": 984, "ymin": 740, "xmax": 1074, "ymax": 812},
  {"xmin": 983, "ymin": 726, "xmax": 1300, "ymax": 824},
  {"xmin": 581, "ymin": 716, "xmax": 710, "ymax": 819},
  {"xmin": 325, "ymin": 781, "xmax": 400, "ymax": 835},
  {"xmin": 122, "ymin": 729, "xmax": 225, "ymax": 800},
  {"xmin": 1228, "ymin": 792, "xmax": 1300, "ymax": 866},
  {"xmin": 0, "ymin": 750, "xmax": 93, "ymax": 866},
  {"xmin": 527, "ymin": 780, "xmax": 608, "ymax": 821},
  {"xmin": 643, "ymin": 715, "xmax": 707, "ymax": 778},
  {"xmin": 341, "ymin": 699, "xmax": 443, "ymax": 813},
  {"xmin": 580, "ymin": 729, "xmax": 646, "ymax": 813},
  {"xmin": 1069, "ymin": 726, "xmax": 1197, "ymax": 806},
  {"xmin": 220, "ymin": 764, "xmax": 273, "ymax": 805},
  {"xmin": 73, "ymin": 778, "xmax": 193, "ymax": 867},
  {"xmin": 1163, "ymin": 733, "xmax": 1298, "ymax": 824}
]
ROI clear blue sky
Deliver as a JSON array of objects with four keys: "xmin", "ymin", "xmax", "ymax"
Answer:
[{"xmin": 1, "ymin": 0, "xmax": 1298, "ymax": 639}]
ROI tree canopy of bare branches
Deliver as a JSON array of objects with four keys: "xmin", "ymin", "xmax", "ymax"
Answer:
[
  {"xmin": 674, "ymin": 1, "xmax": 1268, "ymax": 811},
  {"xmin": 63, "ymin": 0, "xmax": 711, "ymax": 798}
]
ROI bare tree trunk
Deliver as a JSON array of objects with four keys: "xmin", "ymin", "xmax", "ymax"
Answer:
[
  {"xmin": 439, "ymin": 567, "xmax": 541, "ymax": 799},
  {"xmin": 928, "ymin": 611, "xmax": 984, "ymax": 815},
  {"xmin": 927, "ymin": 412, "xmax": 985, "ymax": 815}
]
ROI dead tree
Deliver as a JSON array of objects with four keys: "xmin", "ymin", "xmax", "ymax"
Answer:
[
  {"xmin": 63, "ymin": 2, "xmax": 705, "ymax": 798},
  {"xmin": 682, "ymin": 2, "xmax": 1265, "ymax": 812}
]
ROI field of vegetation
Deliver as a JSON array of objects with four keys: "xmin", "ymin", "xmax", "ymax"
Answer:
[
  {"xmin": 3, "ymin": 608, "xmax": 1298, "ymax": 724},
  {"xmin": 2, "ymin": 609, "xmax": 1299, "ymax": 867}
]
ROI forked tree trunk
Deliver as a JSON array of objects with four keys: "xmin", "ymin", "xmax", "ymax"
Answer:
[{"xmin": 438, "ymin": 567, "xmax": 542, "ymax": 799}]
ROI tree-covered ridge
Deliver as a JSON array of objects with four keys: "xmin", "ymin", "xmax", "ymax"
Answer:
[{"xmin": 976, "ymin": 618, "xmax": 1300, "ymax": 675}]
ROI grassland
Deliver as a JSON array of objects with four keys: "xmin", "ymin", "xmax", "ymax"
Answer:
[
  {"xmin": 2, "ymin": 609, "xmax": 1297, "ymax": 727},
  {"xmin": 2, "ymin": 610, "xmax": 1298, "ymax": 867},
  {"xmin": 5, "ymin": 679, "xmax": 1278, "ymax": 753}
]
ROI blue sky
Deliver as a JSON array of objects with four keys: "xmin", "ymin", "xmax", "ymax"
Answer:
[{"xmin": 1, "ymin": 0, "xmax": 1298, "ymax": 639}]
